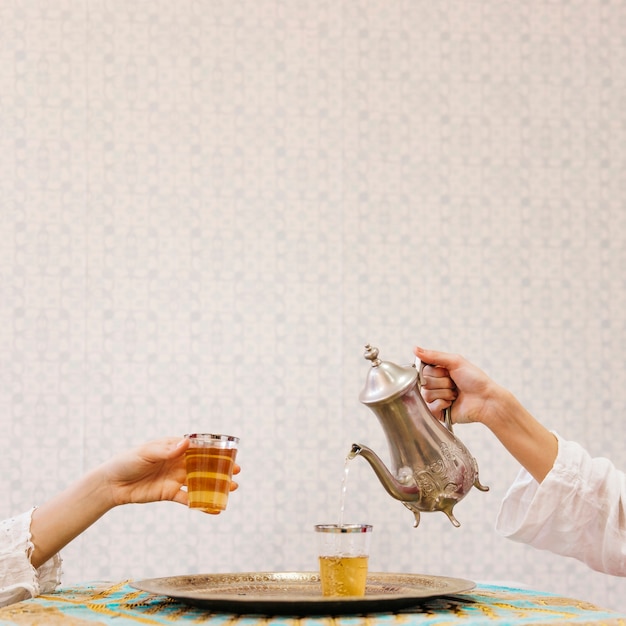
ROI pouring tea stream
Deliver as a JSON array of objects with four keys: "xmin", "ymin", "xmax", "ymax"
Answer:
[{"xmin": 349, "ymin": 344, "xmax": 488, "ymax": 528}]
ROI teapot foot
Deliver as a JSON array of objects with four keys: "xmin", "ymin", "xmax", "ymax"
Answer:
[
  {"xmin": 473, "ymin": 477, "xmax": 490, "ymax": 492},
  {"xmin": 442, "ymin": 506, "xmax": 461, "ymax": 528},
  {"xmin": 401, "ymin": 502, "xmax": 421, "ymax": 528}
]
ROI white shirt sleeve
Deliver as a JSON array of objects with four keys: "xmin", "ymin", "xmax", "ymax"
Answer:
[
  {"xmin": 0, "ymin": 508, "xmax": 63, "ymax": 607},
  {"xmin": 495, "ymin": 433, "xmax": 626, "ymax": 576}
]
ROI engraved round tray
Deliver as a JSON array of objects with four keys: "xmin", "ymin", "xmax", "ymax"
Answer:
[{"xmin": 131, "ymin": 571, "xmax": 475, "ymax": 615}]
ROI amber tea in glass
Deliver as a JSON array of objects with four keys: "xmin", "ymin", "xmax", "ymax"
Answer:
[
  {"xmin": 185, "ymin": 434, "xmax": 239, "ymax": 513},
  {"xmin": 318, "ymin": 555, "xmax": 369, "ymax": 596}
]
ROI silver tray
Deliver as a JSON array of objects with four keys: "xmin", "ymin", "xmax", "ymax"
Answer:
[{"xmin": 131, "ymin": 571, "xmax": 475, "ymax": 616}]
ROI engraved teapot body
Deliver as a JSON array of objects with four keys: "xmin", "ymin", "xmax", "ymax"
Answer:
[{"xmin": 349, "ymin": 345, "xmax": 488, "ymax": 527}]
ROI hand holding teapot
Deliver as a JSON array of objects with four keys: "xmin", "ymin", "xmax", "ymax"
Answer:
[{"xmin": 350, "ymin": 345, "xmax": 488, "ymax": 528}]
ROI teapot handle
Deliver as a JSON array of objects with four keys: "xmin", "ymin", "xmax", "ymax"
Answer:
[{"xmin": 416, "ymin": 359, "xmax": 455, "ymax": 434}]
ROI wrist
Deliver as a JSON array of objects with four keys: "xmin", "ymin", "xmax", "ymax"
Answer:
[
  {"xmin": 479, "ymin": 383, "xmax": 521, "ymax": 432},
  {"xmin": 79, "ymin": 465, "xmax": 119, "ymax": 514}
]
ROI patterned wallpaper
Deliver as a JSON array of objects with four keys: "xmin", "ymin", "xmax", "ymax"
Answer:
[{"xmin": 1, "ymin": 0, "xmax": 625, "ymax": 612}]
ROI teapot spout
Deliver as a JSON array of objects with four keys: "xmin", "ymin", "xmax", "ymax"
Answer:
[{"xmin": 349, "ymin": 443, "xmax": 422, "ymax": 502}]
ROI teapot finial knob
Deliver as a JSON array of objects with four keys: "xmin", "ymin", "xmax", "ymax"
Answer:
[{"xmin": 364, "ymin": 344, "xmax": 381, "ymax": 366}]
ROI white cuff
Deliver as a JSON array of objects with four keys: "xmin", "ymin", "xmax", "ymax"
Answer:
[{"xmin": 0, "ymin": 508, "xmax": 63, "ymax": 607}]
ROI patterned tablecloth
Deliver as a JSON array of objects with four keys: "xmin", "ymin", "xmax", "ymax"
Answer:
[{"xmin": 0, "ymin": 580, "xmax": 624, "ymax": 625}]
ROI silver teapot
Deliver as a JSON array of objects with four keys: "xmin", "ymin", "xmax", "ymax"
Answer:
[{"xmin": 349, "ymin": 344, "xmax": 488, "ymax": 527}]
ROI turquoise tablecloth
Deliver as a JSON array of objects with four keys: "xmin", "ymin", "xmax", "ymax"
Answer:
[{"xmin": 0, "ymin": 580, "xmax": 624, "ymax": 625}]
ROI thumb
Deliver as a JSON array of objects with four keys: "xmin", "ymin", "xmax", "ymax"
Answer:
[
  {"xmin": 165, "ymin": 437, "xmax": 190, "ymax": 459},
  {"xmin": 414, "ymin": 346, "xmax": 454, "ymax": 369}
]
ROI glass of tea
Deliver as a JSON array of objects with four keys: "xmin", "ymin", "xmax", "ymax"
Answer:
[
  {"xmin": 184, "ymin": 433, "xmax": 239, "ymax": 513},
  {"xmin": 314, "ymin": 523, "xmax": 373, "ymax": 597}
]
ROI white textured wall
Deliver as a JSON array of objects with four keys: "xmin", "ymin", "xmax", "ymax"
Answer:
[{"xmin": 1, "ymin": 0, "xmax": 625, "ymax": 612}]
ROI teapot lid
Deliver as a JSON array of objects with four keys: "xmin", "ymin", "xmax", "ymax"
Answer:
[{"xmin": 359, "ymin": 344, "xmax": 417, "ymax": 405}]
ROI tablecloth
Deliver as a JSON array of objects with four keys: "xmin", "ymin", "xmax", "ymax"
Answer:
[{"xmin": 0, "ymin": 580, "xmax": 624, "ymax": 625}]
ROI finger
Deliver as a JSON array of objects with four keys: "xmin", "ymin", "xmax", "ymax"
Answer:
[
  {"xmin": 172, "ymin": 437, "xmax": 190, "ymax": 454},
  {"xmin": 414, "ymin": 346, "xmax": 459, "ymax": 371},
  {"xmin": 172, "ymin": 489, "xmax": 189, "ymax": 507},
  {"xmin": 232, "ymin": 464, "xmax": 241, "ymax": 475},
  {"xmin": 426, "ymin": 398, "xmax": 453, "ymax": 420},
  {"xmin": 421, "ymin": 364, "xmax": 450, "ymax": 379},
  {"xmin": 143, "ymin": 437, "xmax": 189, "ymax": 461},
  {"xmin": 229, "ymin": 481, "xmax": 239, "ymax": 492},
  {"xmin": 421, "ymin": 367, "xmax": 455, "ymax": 390},
  {"xmin": 421, "ymin": 387, "xmax": 457, "ymax": 404}
]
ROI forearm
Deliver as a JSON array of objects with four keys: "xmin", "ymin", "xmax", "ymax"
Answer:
[
  {"xmin": 29, "ymin": 468, "xmax": 116, "ymax": 569},
  {"xmin": 26, "ymin": 437, "xmax": 191, "ymax": 570},
  {"xmin": 482, "ymin": 386, "xmax": 558, "ymax": 483}
]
